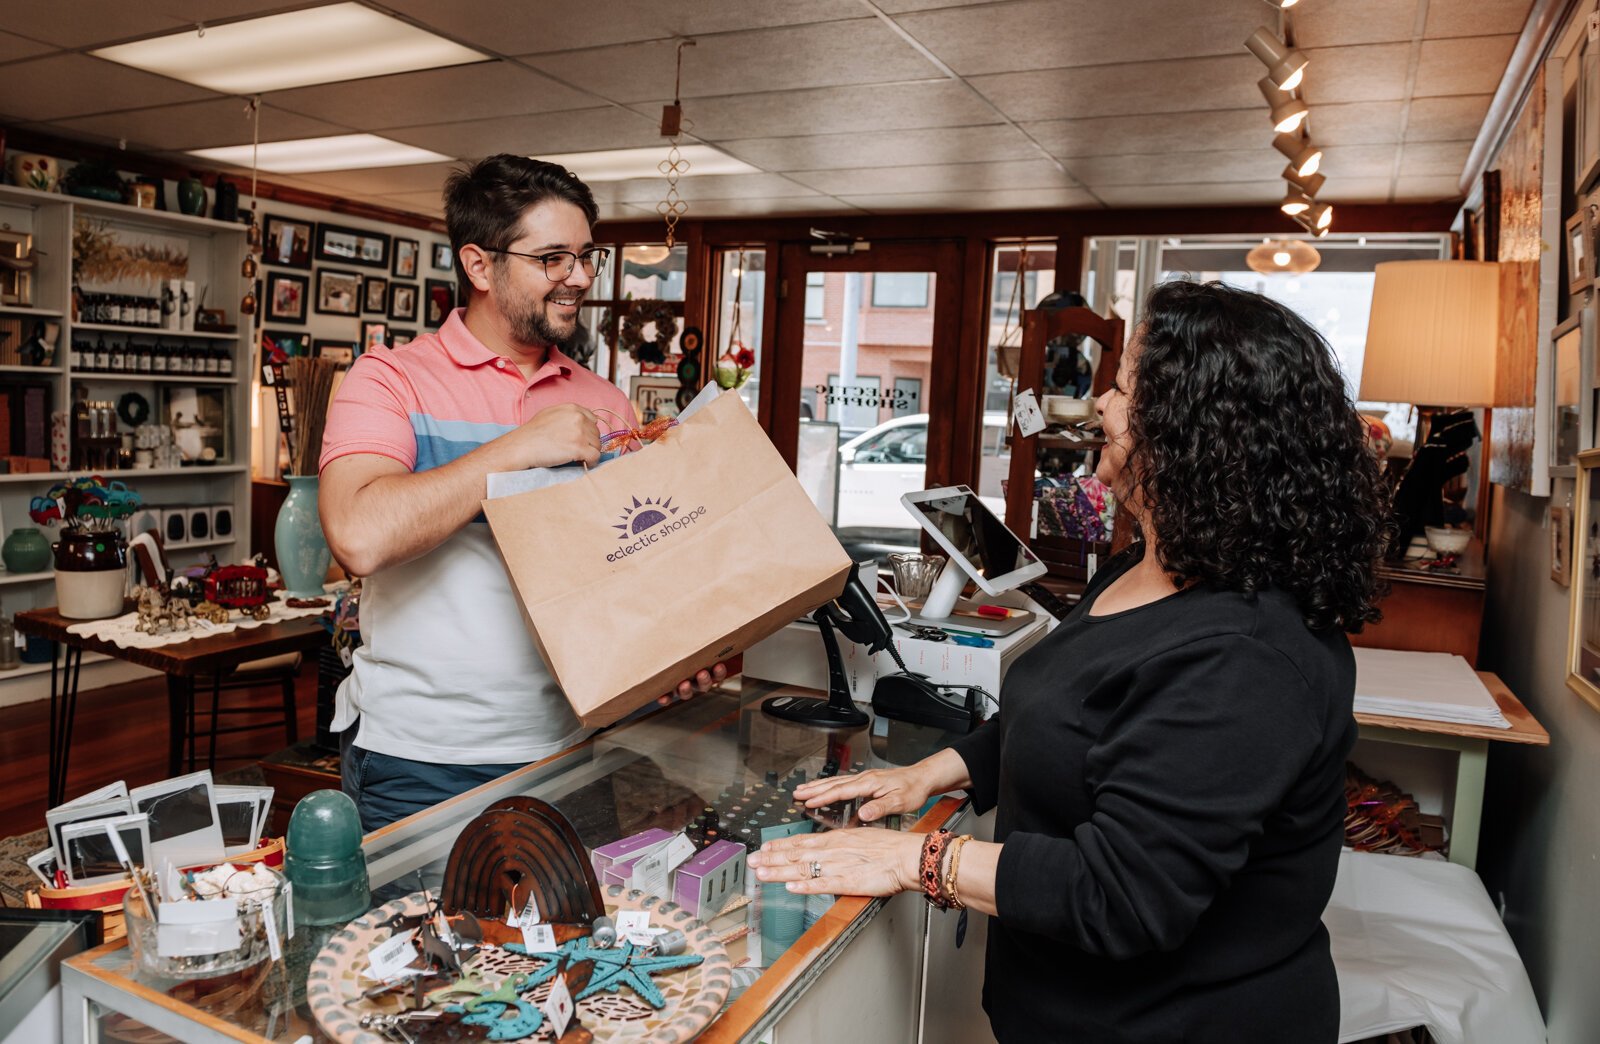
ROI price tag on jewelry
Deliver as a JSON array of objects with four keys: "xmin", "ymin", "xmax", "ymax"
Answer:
[
  {"xmin": 433, "ymin": 909, "xmax": 454, "ymax": 944},
  {"xmin": 263, "ymin": 905, "xmax": 283, "ymax": 961},
  {"xmin": 616, "ymin": 910, "xmax": 661, "ymax": 946},
  {"xmin": 284, "ymin": 884, "xmax": 295, "ymax": 939},
  {"xmin": 1013, "ymin": 389, "xmax": 1047, "ymax": 437},
  {"xmin": 365, "ymin": 929, "xmax": 417, "ymax": 981},
  {"xmin": 544, "ymin": 971, "xmax": 575, "ymax": 1038},
  {"xmin": 521, "ymin": 922, "xmax": 556, "ymax": 952},
  {"xmin": 507, "ymin": 894, "xmax": 539, "ymax": 929}
]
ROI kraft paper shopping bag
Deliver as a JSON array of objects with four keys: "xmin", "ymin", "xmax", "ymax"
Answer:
[{"xmin": 483, "ymin": 391, "xmax": 853, "ymax": 726}]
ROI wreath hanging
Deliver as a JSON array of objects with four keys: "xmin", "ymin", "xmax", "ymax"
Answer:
[{"xmin": 620, "ymin": 299, "xmax": 679, "ymax": 365}]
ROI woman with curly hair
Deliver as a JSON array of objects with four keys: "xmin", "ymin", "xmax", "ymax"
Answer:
[{"xmin": 748, "ymin": 280, "xmax": 1391, "ymax": 1042}]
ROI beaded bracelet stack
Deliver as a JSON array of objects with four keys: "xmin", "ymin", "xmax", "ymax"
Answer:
[{"xmin": 919, "ymin": 828, "xmax": 975, "ymax": 910}]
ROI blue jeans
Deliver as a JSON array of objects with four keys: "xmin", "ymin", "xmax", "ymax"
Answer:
[{"xmin": 341, "ymin": 731, "xmax": 530, "ymax": 834}]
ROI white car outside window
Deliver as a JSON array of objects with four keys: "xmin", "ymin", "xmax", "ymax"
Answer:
[{"xmin": 835, "ymin": 412, "xmax": 1009, "ymax": 532}]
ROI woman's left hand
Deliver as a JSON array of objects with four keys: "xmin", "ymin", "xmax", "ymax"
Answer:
[
  {"xmin": 748, "ymin": 828, "xmax": 923, "ymax": 898},
  {"xmin": 661, "ymin": 661, "xmax": 730, "ymax": 705}
]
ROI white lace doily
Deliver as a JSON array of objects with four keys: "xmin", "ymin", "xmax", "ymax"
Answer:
[{"xmin": 66, "ymin": 593, "xmax": 334, "ymax": 649}]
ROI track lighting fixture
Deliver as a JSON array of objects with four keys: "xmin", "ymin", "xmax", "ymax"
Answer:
[
  {"xmin": 1273, "ymin": 132, "xmax": 1322, "ymax": 177},
  {"xmin": 1282, "ymin": 165, "xmax": 1326, "ymax": 198},
  {"xmin": 1262, "ymin": 0, "xmax": 1301, "ymax": 8},
  {"xmin": 1258, "ymin": 77, "xmax": 1309, "ymax": 133},
  {"xmin": 1245, "ymin": 27, "xmax": 1309, "ymax": 90},
  {"xmin": 1305, "ymin": 201, "xmax": 1334, "ymax": 231},
  {"xmin": 1280, "ymin": 190, "xmax": 1314, "ymax": 216}
]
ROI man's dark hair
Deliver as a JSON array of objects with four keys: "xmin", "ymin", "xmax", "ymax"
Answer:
[
  {"xmin": 1128, "ymin": 280, "xmax": 1391, "ymax": 633},
  {"xmin": 442, "ymin": 154, "xmax": 599, "ymax": 287}
]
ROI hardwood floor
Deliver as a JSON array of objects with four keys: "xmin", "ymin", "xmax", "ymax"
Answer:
[{"xmin": 0, "ymin": 670, "xmax": 320, "ymax": 840}]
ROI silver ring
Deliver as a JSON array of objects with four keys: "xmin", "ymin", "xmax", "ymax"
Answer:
[{"xmin": 809, "ymin": 860, "xmax": 823, "ymax": 879}]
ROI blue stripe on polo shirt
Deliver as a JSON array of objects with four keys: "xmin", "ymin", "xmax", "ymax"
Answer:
[{"xmin": 410, "ymin": 414, "xmax": 516, "ymax": 473}]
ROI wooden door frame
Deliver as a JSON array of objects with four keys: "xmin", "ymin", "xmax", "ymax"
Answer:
[{"xmin": 767, "ymin": 240, "xmax": 969, "ymax": 495}]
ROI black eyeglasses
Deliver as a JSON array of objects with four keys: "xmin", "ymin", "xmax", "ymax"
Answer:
[{"xmin": 482, "ymin": 246, "xmax": 610, "ymax": 281}]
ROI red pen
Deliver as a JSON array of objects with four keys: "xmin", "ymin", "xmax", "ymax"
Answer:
[{"xmin": 977, "ymin": 605, "xmax": 1012, "ymax": 619}]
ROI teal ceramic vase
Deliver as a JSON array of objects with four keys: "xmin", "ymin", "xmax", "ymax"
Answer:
[
  {"xmin": 275, "ymin": 474, "xmax": 332, "ymax": 598},
  {"xmin": 2, "ymin": 527, "xmax": 50, "ymax": 573},
  {"xmin": 176, "ymin": 176, "xmax": 207, "ymax": 216}
]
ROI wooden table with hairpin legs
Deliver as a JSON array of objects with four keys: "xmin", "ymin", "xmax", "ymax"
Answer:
[{"xmin": 15, "ymin": 604, "xmax": 330, "ymax": 806}]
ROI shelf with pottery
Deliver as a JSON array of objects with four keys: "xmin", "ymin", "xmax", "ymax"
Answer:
[
  {"xmin": 0, "ymin": 183, "xmax": 245, "ymax": 235},
  {"xmin": 72, "ymin": 322, "xmax": 240, "ymax": 341},
  {"xmin": 0, "ymin": 305, "xmax": 64, "ymax": 318}
]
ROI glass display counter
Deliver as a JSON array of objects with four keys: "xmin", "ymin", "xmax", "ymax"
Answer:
[{"xmin": 58, "ymin": 680, "xmax": 976, "ymax": 1043}]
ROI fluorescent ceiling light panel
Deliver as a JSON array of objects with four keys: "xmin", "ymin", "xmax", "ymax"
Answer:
[
  {"xmin": 535, "ymin": 146, "xmax": 761, "ymax": 182},
  {"xmin": 190, "ymin": 134, "xmax": 451, "ymax": 173},
  {"xmin": 92, "ymin": 2, "xmax": 486, "ymax": 94}
]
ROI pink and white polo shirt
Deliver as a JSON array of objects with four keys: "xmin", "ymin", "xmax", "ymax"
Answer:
[{"xmin": 319, "ymin": 308, "xmax": 635, "ymax": 764}]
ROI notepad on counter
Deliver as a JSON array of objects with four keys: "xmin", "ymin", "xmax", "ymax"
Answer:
[{"xmin": 1352, "ymin": 648, "xmax": 1510, "ymax": 729}]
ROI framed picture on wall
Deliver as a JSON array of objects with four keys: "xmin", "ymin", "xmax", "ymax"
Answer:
[
  {"xmin": 360, "ymin": 320, "xmax": 389, "ymax": 353},
  {"xmin": 432, "ymin": 243, "xmax": 453, "ymax": 271},
  {"xmin": 1568, "ymin": 212, "xmax": 1592, "ymax": 296},
  {"xmin": 314, "ymin": 339, "xmax": 359, "ymax": 368},
  {"xmin": 424, "ymin": 279, "xmax": 455, "ymax": 328},
  {"xmin": 265, "ymin": 271, "xmax": 308, "ymax": 324},
  {"xmin": 315, "ymin": 269, "xmax": 361, "ymax": 316},
  {"xmin": 393, "ymin": 238, "xmax": 419, "ymax": 279},
  {"xmin": 362, "ymin": 276, "xmax": 388, "ymax": 314},
  {"xmin": 1568, "ymin": 449, "xmax": 1600, "ymax": 711},
  {"xmin": 1554, "ymin": 502, "xmax": 1574, "ymax": 586},
  {"xmin": 388, "ymin": 283, "xmax": 418, "ymax": 322},
  {"xmin": 629, "ymin": 375, "xmax": 682, "ymax": 424},
  {"xmin": 391, "ymin": 328, "xmax": 417, "ymax": 347},
  {"xmin": 160, "ymin": 385, "xmax": 230, "ymax": 464},
  {"xmin": 263, "ymin": 214, "xmax": 313, "ymax": 269},
  {"xmin": 314, "ymin": 223, "xmax": 390, "ymax": 269}
]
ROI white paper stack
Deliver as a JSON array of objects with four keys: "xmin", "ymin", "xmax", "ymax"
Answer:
[{"xmin": 1352, "ymin": 648, "xmax": 1510, "ymax": 729}]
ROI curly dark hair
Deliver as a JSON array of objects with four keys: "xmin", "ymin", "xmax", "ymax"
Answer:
[
  {"xmin": 443, "ymin": 154, "xmax": 599, "ymax": 287},
  {"xmin": 1126, "ymin": 280, "xmax": 1390, "ymax": 632}
]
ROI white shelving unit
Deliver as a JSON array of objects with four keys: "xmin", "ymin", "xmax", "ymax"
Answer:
[{"xmin": 0, "ymin": 184, "xmax": 253, "ymax": 702}]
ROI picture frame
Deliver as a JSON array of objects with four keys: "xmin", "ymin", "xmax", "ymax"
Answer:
[
  {"xmin": 1550, "ymin": 304, "xmax": 1591, "ymax": 477},
  {"xmin": 431, "ymin": 242, "xmax": 453, "ymax": 271},
  {"xmin": 314, "ymin": 339, "xmax": 358, "ymax": 368},
  {"xmin": 360, "ymin": 320, "xmax": 389, "ymax": 353},
  {"xmin": 46, "ymin": 796, "xmax": 132, "ymax": 872},
  {"xmin": 213, "ymin": 784, "xmax": 272, "ymax": 858},
  {"xmin": 1578, "ymin": 31, "xmax": 1600, "ymax": 194},
  {"xmin": 314, "ymin": 222, "xmax": 390, "ymax": 269},
  {"xmin": 1567, "ymin": 448, "xmax": 1600, "ymax": 711},
  {"xmin": 390, "ymin": 328, "xmax": 417, "ymax": 347},
  {"xmin": 630, "ymin": 375, "xmax": 683, "ymax": 424},
  {"xmin": 265, "ymin": 271, "xmax": 308, "ymax": 325},
  {"xmin": 315, "ymin": 268, "xmax": 361, "ymax": 316},
  {"xmin": 262, "ymin": 213, "xmax": 313, "ymax": 269},
  {"xmin": 1568, "ymin": 212, "xmax": 1592, "ymax": 295},
  {"xmin": 130, "ymin": 770, "xmax": 225, "ymax": 869},
  {"xmin": 362, "ymin": 275, "xmax": 388, "ymax": 314},
  {"xmin": 0, "ymin": 229, "xmax": 34, "ymax": 306},
  {"xmin": 60, "ymin": 813, "xmax": 150, "ymax": 887},
  {"xmin": 392, "ymin": 237, "xmax": 419, "ymax": 279},
  {"xmin": 159, "ymin": 385, "xmax": 231, "ymax": 464},
  {"xmin": 388, "ymin": 282, "xmax": 419, "ymax": 322},
  {"xmin": 1554, "ymin": 502, "xmax": 1573, "ymax": 586},
  {"xmin": 425, "ymin": 278, "xmax": 456, "ymax": 328}
]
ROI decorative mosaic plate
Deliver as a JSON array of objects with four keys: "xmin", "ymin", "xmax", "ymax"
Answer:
[{"xmin": 308, "ymin": 885, "xmax": 732, "ymax": 1043}]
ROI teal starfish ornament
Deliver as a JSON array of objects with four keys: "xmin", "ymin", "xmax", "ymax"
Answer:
[{"xmin": 504, "ymin": 937, "xmax": 703, "ymax": 1010}]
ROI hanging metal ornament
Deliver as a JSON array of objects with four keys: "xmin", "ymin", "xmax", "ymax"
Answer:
[
  {"xmin": 239, "ymin": 96, "xmax": 262, "ymax": 317},
  {"xmin": 657, "ymin": 40, "xmax": 696, "ymax": 248}
]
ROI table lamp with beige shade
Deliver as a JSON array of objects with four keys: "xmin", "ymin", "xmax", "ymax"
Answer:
[{"xmin": 1361, "ymin": 260, "xmax": 1508, "ymax": 557}]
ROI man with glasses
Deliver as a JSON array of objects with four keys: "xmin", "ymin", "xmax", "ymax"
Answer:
[{"xmin": 318, "ymin": 155, "xmax": 723, "ymax": 831}]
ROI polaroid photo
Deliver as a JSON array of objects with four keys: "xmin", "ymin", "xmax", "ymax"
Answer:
[
  {"xmin": 131, "ymin": 770, "xmax": 225, "ymax": 869},
  {"xmin": 26, "ymin": 847, "xmax": 59, "ymax": 887},
  {"xmin": 46, "ymin": 796, "xmax": 133, "ymax": 868},
  {"xmin": 61, "ymin": 813, "xmax": 150, "ymax": 887},
  {"xmin": 59, "ymin": 780, "xmax": 129, "ymax": 808},
  {"xmin": 213, "ymin": 785, "xmax": 273, "ymax": 856}
]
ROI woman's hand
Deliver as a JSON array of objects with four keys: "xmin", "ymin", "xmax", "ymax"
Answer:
[
  {"xmin": 748, "ymin": 828, "xmax": 924, "ymax": 898},
  {"xmin": 660, "ymin": 661, "xmax": 730, "ymax": 705},
  {"xmin": 793, "ymin": 764, "xmax": 936, "ymax": 823}
]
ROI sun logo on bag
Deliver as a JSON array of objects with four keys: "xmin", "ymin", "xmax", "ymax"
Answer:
[{"xmin": 615, "ymin": 495, "xmax": 679, "ymax": 535}]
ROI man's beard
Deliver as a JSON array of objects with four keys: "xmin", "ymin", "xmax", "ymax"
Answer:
[{"xmin": 494, "ymin": 269, "xmax": 580, "ymax": 347}]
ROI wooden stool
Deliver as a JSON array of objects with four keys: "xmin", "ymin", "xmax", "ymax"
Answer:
[{"xmin": 187, "ymin": 652, "xmax": 303, "ymax": 771}]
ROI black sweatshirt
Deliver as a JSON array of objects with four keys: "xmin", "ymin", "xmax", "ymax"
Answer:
[{"xmin": 952, "ymin": 546, "xmax": 1355, "ymax": 1042}]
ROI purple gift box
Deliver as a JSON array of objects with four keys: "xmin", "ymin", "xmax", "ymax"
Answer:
[
  {"xmin": 591, "ymin": 828, "xmax": 674, "ymax": 878},
  {"xmin": 672, "ymin": 840, "xmax": 747, "ymax": 920}
]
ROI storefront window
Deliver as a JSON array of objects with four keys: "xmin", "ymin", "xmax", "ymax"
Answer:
[
  {"xmin": 621, "ymin": 244, "xmax": 687, "ymax": 301},
  {"xmin": 717, "ymin": 248, "xmax": 765, "ymax": 414},
  {"xmin": 870, "ymin": 272, "xmax": 929, "ymax": 308},
  {"xmin": 804, "ymin": 272, "xmax": 826, "ymax": 320},
  {"xmin": 983, "ymin": 241, "xmax": 1057, "ymax": 501}
]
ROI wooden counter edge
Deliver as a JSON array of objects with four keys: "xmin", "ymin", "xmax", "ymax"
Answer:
[
  {"xmin": 62, "ymin": 943, "xmax": 271, "ymax": 1044},
  {"xmin": 695, "ymin": 795, "xmax": 966, "ymax": 1044},
  {"xmin": 1353, "ymin": 671, "xmax": 1550, "ymax": 746}
]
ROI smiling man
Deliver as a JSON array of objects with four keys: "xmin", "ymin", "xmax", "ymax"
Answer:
[{"xmin": 318, "ymin": 155, "xmax": 722, "ymax": 831}]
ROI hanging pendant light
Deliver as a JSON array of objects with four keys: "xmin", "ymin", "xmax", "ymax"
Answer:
[{"xmin": 1246, "ymin": 239, "xmax": 1321, "ymax": 275}]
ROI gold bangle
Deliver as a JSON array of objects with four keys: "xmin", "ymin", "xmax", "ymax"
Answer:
[{"xmin": 943, "ymin": 834, "xmax": 973, "ymax": 911}]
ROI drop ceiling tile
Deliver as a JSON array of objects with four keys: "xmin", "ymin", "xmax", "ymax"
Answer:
[
  {"xmin": 1391, "ymin": 174, "xmax": 1466, "ymax": 200},
  {"xmin": 1315, "ymin": 143, "xmax": 1402, "ymax": 178},
  {"xmin": 51, "ymin": 100, "xmax": 346, "ymax": 151},
  {"xmin": 1299, "ymin": 43, "xmax": 1413, "ymax": 104},
  {"xmin": 1308, "ymin": 100, "xmax": 1405, "ymax": 146},
  {"xmin": 0, "ymin": 54, "xmax": 216, "ymax": 121},
  {"xmin": 379, "ymin": 0, "xmax": 865, "ymax": 56},
  {"xmin": 1320, "ymin": 176, "xmax": 1403, "ymax": 201},
  {"xmin": 620, "ymin": 196, "xmax": 858, "ymax": 218},
  {"xmin": 0, "ymin": 31, "xmax": 56, "ymax": 64},
  {"xmin": 1081, "ymin": 182, "xmax": 1285, "ymax": 207},
  {"xmin": 0, "ymin": 1, "xmax": 310, "ymax": 47},
  {"xmin": 970, "ymin": 54, "xmax": 1263, "ymax": 123},
  {"xmin": 1413, "ymin": 35, "xmax": 1518, "ymax": 97},
  {"xmin": 718, "ymin": 124, "xmax": 1035, "ymax": 171},
  {"xmin": 1403, "ymin": 94, "xmax": 1492, "ymax": 142},
  {"xmin": 385, "ymin": 107, "xmax": 663, "ymax": 158},
  {"xmin": 875, "ymin": 0, "xmax": 998, "ymax": 10},
  {"xmin": 893, "ymin": 0, "xmax": 1260, "ymax": 76},
  {"xmin": 834, "ymin": 187, "xmax": 1098, "ymax": 212},
  {"xmin": 282, "ymin": 163, "xmax": 461, "ymax": 198},
  {"xmin": 1397, "ymin": 139, "xmax": 1472, "ymax": 177},
  {"xmin": 1025, "ymin": 109, "xmax": 1267, "ymax": 158},
  {"xmin": 1289, "ymin": 0, "xmax": 1422, "ymax": 47},
  {"xmin": 634, "ymin": 80, "xmax": 996, "ymax": 139},
  {"xmin": 268, "ymin": 61, "xmax": 596, "ymax": 130},
  {"xmin": 1066, "ymin": 150, "xmax": 1284, "ymax": 187},
  {"xmin": 522, "ymin": 20, "xmax": 935, "ymax": 103},
  {"xmin": 788, "ymin": 159, "xmax": 1076, "ymax": 195},
  {"xmin": 587, "ymin": 173, "xmax": 821, "ymax": 204},
  {"xmin": 1423, "ymin": 0, "xmax": 1534, "ymax": 39}
]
